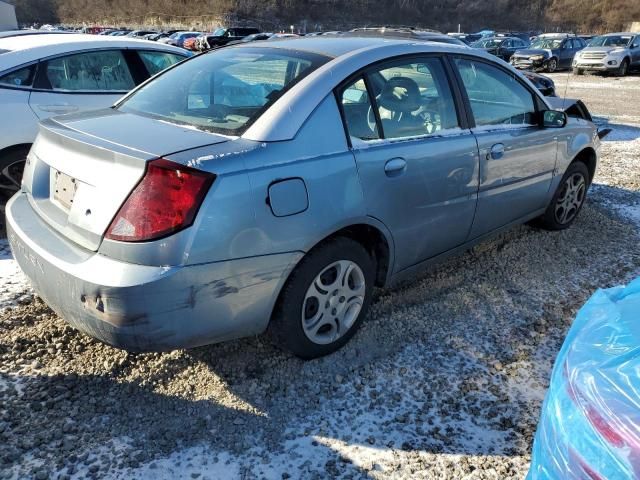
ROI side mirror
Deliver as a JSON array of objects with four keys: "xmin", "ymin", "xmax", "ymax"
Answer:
[{"xmin": 542, "ymin": 110, "xmax": 567, "ymax": 128}]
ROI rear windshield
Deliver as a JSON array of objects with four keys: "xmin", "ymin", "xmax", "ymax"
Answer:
[
  {"xmin": 118, "ymin": 47, "xmax": 330, "ymax": 136},
  {"xmin": 588, "ymin": 35, "xmax": 632, "ymax": 47}
]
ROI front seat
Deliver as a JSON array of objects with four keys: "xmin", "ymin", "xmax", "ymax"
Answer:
[{"xmin": 376, "ymin": 77, "xmax": 425, "ymax": 138}]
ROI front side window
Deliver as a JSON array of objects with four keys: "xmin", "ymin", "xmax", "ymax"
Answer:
[
  {"xmin": 0, "ymin": 64, "xmax": 36, "ymax": 87},
  {"xmin": 454, "ymin": 58, "xmax": 536, "ymax": 127},
  {"xmin": 138, "ymin": 50, "xmax": 185, "ymax": 76},
  {"xmin": 119, "ymin": 47, "xmax": 329, "ymax": 136},
  {"xmin": 372, "ymin": 58, "xmax": 459, "ymax": 139},
  {"xmin": 43, "ymin": 50, "xmax": 135, "ymax": 91}
]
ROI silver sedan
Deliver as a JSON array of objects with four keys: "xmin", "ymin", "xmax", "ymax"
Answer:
[{"xmin": 7, "ymin": 37, "xmax": 600, "ymax": 358}]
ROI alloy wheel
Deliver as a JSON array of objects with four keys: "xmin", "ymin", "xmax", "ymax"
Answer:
[
  {"xmin": 547, "ymin": 58, "xmax": 557, "ymax": 73},
  {"xmin": 554, "ymin": 173, "xmax": 586, "ymax": 225},
  {"xmin": 0, "ymin": 158, "xmax": 25, "ymax": 205},
  {"xmin": 301, "ymin": 260, "xmax": 366, "ymax": 345}
]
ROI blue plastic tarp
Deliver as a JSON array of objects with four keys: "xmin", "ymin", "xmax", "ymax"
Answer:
[{"xmin": 528, "ymin": 277, "xmax": 640, "ymax": 479}]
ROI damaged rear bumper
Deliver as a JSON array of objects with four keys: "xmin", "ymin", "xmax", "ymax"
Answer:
[{"xmin": 6, "ymin": 193, "xmax": 301, "ymax": 351}]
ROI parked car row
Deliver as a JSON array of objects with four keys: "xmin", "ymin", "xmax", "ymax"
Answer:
[{"xmin": 469, "ymin": 31, "xmax": 640, "ymax": 76}]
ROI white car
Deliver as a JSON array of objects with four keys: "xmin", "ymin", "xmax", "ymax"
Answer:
[
  {"xmin": 0, "ymin": 34, "xmax": 190, "ymax": 206},
  {"xmin": 573, "ymin": 32, "xmax": 640, "ymax": 76}
]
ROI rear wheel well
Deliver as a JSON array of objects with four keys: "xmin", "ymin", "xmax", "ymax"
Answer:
[
  {"xmin": 305, "ymin": 225, "xmax": 390, "ymax": 288},
  {"xmin": 0, "ymin": 143, "xmax": 31, "ymax": 160},
  {"xmin": 571, "ymin": 147, "xmax": 597, "ymax": 184}
]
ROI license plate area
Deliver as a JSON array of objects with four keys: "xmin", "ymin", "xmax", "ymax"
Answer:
[{"xmin": 53, "ymin": 170, "xmax": 77, "ymax": 210}]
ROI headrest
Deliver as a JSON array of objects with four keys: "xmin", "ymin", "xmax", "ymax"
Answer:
[{"xmin": 377, "ymin": 77, "xmax": 422, "ymax": 113}]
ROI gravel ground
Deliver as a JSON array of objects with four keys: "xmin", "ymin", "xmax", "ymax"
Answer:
[{"xmin": 1, "ymin": 72, "xmax": 640, "ymax": 480}]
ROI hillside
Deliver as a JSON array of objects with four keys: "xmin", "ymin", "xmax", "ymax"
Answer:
[{"xmin": 7, "ymin": 0, "xmax": 640, "ymax": 33}]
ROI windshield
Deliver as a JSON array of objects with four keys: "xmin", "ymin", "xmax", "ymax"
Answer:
[
  {"xmin": 472, "ymin": 38, "xmax": 501, "ymax": 48},
  {"xmin": 588, "ymin": 35, "xmax": 632, "ymax": 47},
  {"xmin": 118, "ymin": 47, "xmax": 330, "ymax": 136},
  {"xmin": 530, "ymin": 38, "xmax": 563, "ymax": 49},
  {"xmin": 211, "ymin": 28, "xmax": 226, "ymax": 37}
]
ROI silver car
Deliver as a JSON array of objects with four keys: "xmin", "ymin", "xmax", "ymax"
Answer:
[{"xmin": 7, "ymin": 37, "xmax": 600, "ymax": 358}]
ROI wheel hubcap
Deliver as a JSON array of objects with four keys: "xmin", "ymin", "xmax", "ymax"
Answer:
[
  {"xmin": 301, "ymin": 260, "xmax": 366, "ymax": 345},
  {"xmin": 555, "ymin": 173, "xmax": 586, "ymax": 225}
]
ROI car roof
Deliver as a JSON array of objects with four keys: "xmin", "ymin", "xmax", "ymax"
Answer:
[
  {"xmin": 233, "ymin": 37, "xmax": 531, "ymax": 142},
  {"xmin": 600, "ymin": 32, "xmax": 638, "ymax": 36},
  {"xmin": 0, "ymin": 34, "xmax": 188, "ymax": 72},
  {"xmin": 0, "ymin": 30, "xmax": 76, "ymax": 39},
  {"xmin": 243, "ymin": 35, "xmax": 469, "ymax": 58}
]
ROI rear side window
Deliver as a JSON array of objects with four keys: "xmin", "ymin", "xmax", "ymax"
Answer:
[
  {"xmin": 137, "ymin": 50, "xmax": 185, "ymax": 76},
  {"xmin": 340, "ymin": 57, "xmax": 460, "ymax": 142},
  {"xmin": 340, "ymin": 77, "xmax": 380, "ymax": 141},
  {"xmin": 42, "ymin": 50, "xmax": 135, "ymax": 92},
  {"xmin": 454, "ymin": 58, "xmax": 536, "ymax": 127},
  {"xmin": 118, "ymin": 47, "xmax": 329, "ymax": 136},
  {"xmin": 0, "ymin": 64, "xmax": 36, "ymax": 87},
  {"xmin": 373, "ymin": 59, "xmax": 459, "ymax": 139}
]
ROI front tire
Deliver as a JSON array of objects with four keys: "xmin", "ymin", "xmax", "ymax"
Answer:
[
  {"xmin": 546, "ymin": 58, "xmax": 558, "ymax": 73},
  {"xmin": 616, "ymin": 59, "xmax": 629, "ymax": 77},
  {"xmin": 269, "ymin": 237, "xmax": 375, "ymax": 359},
  {"xmin": 0, "ymin": 146, "xmax": 30, "ymax": 208},
  {"xmin": 538, "ymin": 162, "xmax": 590, "ymax": 231}
]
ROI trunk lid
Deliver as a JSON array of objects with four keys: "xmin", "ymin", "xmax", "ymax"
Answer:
[{"xmin": 23, "ymin": 109, "xmax": 229, "ymax": 252}]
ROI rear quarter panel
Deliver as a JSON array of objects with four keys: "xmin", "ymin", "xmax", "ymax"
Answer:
[
  {"xmin": 0, "ymin": 88, "xmax": 38, "ymax": 150},
  {"xmin": 167, "ymin": 94, "xmax": 379, "ymax": 266}
]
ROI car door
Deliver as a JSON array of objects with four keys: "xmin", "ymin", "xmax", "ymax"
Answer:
[
  {"xmin": 499, "ymin": 39, "xmax": 513, "ymax": 60},
  {"xmin": 452, "ymin": 56, "xmax": 557, "ymax": 238},
  {"xmin": 559, "ymin": 39, "xmax": 574, "ymax": 68},
  {"xmin": 630, "ymin": 36, "xmax": 640, "ymax": 66},
  {"xmin": 338, "ymin": 56, "xmax": 479, "ymax": 271},
  {"xmin": 29, "ymin": 49, "xmax": 136, "ymax": 120}
]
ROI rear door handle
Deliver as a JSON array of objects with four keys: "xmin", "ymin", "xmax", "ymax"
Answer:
[
  {"xmin": 487, "ymin": 143, "xmax": 505, "ymax": 160},
  {"xmin": 384, "ymin": 158, "xmax": 407, "ymax": 177}
]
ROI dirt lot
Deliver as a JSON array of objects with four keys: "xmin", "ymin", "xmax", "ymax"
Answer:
[{"xmin": 1, "ymin": 72, "xmax": 639, "ymax": 480}]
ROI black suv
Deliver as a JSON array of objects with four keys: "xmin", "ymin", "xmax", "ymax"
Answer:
[
  {"xmin": 511, "ymin": 34, "xmax": 587, "ymax": 72},
  {"xmin": 202, "ymin": 27, "xmax": 261, "ymax": 50}
]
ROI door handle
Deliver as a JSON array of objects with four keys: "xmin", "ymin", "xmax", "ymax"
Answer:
[
  {"xmin": 487, "ymin": 143, "xmax": 505, "ymax": 160},
  {"xmin": 37, "ymin": 105, "xmax": 80, "ymax": 114},
  {"xmin": 384, "ymin": 158, "xmax": 407, "ymax": 177}
]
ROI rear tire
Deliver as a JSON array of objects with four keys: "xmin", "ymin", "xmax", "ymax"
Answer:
[
  {"xmin": 269, "ymin": 237, "xmax": 375, "ymax": 359},
  {"xmin": 0, "ymin": 146, "xmax": 30, "ymax": 208},
  {"xmin": 537, "ymin": 162, "xmax": 590, "ymax": 231},
  {"xmin": 573, "ymin": 67, "xmax": 584, "ymax": 76}
]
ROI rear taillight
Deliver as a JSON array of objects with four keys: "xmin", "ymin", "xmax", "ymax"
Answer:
[{"xmin": 105, "ymin": 159, "xmax": 215, "ymax": 242}]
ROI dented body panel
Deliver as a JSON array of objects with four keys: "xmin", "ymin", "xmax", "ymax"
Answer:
[{"xmin": 7, "ymin": 193, "xmax": 301, "ymax": 350}]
